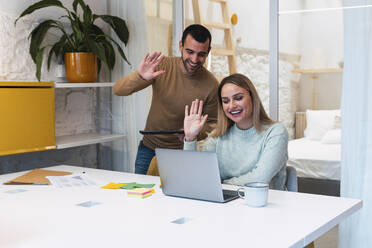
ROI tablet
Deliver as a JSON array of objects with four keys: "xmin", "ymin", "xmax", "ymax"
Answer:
[{"xmin": 139, "ymin": 130, "xmax": 184, "ymax": 135}]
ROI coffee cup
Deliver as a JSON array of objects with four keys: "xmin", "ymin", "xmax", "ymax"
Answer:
[{"xmin": 237, "ymin": 182, "xmax": 269, "ymax": 207}]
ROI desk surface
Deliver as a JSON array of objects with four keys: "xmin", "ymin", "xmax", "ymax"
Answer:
[{"xmin": 0, "ymin": 165, "xmax": 362, "ymax": 248}]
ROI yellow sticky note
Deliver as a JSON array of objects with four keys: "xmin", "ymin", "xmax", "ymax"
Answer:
[{"xmin": 101, "ymin": 182, "xmax": 127, "ymax": 189}]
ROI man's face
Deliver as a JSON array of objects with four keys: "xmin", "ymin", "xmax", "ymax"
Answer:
[{"xmin": 179, "ymin": 34, "xmax": 210, "ymax": 75}]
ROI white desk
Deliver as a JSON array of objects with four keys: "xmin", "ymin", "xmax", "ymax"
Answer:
[{"xmin": 0, "ymin": 165, "xmax": 361, "ymax": 248}]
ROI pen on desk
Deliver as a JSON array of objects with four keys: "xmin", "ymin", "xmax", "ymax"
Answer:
[{"xmin": 32, "ymin": 183, "xmax": 49, "ymax": 185}]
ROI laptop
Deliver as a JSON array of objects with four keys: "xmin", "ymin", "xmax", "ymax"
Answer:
[{"xmin": 155, "ymin": 148, "xmax": 239, "ymax": 203}]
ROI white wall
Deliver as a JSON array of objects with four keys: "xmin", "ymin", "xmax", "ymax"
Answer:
[
  {"xmin": 0, "ymin": 0, "xmax": 106, "ymax": 17},
  {"xmin": 298, "ymin": 1, "xmax": 344, "ymax": 69}
]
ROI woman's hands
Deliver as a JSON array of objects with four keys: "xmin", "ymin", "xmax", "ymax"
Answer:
[{"xmin": 184, "ymin": 99, "xmax": 208, "ymax": 142}]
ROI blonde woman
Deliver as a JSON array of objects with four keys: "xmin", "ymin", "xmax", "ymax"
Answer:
[{"xmin": 183, "ymin": 73, "xmax": 288, "ymax": 190}]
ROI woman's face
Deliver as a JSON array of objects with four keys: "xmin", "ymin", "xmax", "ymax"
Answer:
[{"xmin": 221, "ymin": 83, "xmax": 253, "ymax": 129}]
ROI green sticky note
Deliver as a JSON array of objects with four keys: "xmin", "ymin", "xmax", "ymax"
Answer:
[
  {"xmin": 120, "ymin": 182, "xmax": 155, "ymax": 189},
  {"xmin": 135, "ymin": 183, "xmax": 155, "ymax": 188},
  {"xmin": 120, "ymin": 182, "xmax": 137, "ymax": 189}
]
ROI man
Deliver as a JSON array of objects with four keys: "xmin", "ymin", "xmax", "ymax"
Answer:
[{"xmin": 113, "ymin": 24, "xmax": 218, "ymax": 174}]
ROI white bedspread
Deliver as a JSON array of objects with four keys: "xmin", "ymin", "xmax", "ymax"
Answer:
[{"xmin": 287, "ymin": 138, "xmax": 341, "ymax": 180}]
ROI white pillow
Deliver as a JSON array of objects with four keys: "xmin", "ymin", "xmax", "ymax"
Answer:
[
  {"xmin": 321, "ymin": 129, "xmax": 342, "ymax": 144},
  {"xmin": 304, "ymin": 109, "xmax": 341, "ymax": 140}
]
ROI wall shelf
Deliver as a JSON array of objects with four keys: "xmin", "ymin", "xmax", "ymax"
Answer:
[
  {"xmin": 54, "ymin": 82, "xmax": 124, "ymax": 149},
  {"xmin": 54, "ymin": 82, "xmax": 115, "ymax": 88},
  {"xmin": 292, "ymin": 68, "xmax": 343, "ymax": 74},
  {"xmin": 55, "ymin": 133, "xmax": 125, "ymax": 149}
]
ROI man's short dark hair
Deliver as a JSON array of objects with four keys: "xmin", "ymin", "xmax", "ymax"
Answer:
[{"xmin": 181, "ymin": 24, "xmax": 212, "ymax": 48}]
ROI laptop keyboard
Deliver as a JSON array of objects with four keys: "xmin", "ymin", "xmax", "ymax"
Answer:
[{"xmin": 223, "ymin": 189, "xmax": 240, "ymax": 200}]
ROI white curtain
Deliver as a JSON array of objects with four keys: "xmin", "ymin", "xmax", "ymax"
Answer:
[
  {"xmin": 108, "ymin": 0, "xmax": 151, "ymax": 172},
  {"xmin": 339, "ymin": 1, "xmax": 372, "ymax": 247}
]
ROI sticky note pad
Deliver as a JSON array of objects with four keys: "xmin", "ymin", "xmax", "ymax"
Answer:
[{"xmin": 127, "ymin": 188, "xmax": 155, "ymax": 199}]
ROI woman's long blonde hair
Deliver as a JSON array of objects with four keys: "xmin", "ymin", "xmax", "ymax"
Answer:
[{"xmin": 210, "ymin": 73, "xmax": 274, "ymax": 138}]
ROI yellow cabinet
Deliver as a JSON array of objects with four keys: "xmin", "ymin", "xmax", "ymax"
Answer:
[{"xmin": 0, "ymin": 82, "xmax": 56, "ymax": 156}]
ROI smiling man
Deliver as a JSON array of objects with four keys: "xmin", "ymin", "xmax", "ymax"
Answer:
[{"xmin": 114, "ymin": 24, "xmax": 219, "ymax": 175}]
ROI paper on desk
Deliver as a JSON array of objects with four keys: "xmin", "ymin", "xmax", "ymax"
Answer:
[{"xmin": 46, "ymin": 174, "xmax": 97, "ymax": 188}]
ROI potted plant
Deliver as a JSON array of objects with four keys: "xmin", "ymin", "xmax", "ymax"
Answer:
[{"xmin": 15, "ymin": 0, "xmax": 130, "ymax": 82}]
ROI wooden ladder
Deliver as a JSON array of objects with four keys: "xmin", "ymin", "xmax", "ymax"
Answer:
[{"xmin": 192, "ymin": 0, "xmax": 237, "ymax": 75}]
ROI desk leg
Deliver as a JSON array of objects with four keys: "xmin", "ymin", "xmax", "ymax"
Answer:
[{"xmin": 305, "ymin": 241, "xmax": 315, "ymax": 248}]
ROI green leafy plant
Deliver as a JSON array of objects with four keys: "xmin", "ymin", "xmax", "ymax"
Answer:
[{"xmin": 15, "ymin": 0, "xmax": 130, "ymax": 81}]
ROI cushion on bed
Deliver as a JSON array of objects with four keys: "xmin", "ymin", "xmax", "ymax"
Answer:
[
  {"xmin": 304, "ymin": 109, "xmax": 341, "ymax": 140},
  {"xmin": 321, "ymin": 129, "xmax": 341, "ymax": 144}
]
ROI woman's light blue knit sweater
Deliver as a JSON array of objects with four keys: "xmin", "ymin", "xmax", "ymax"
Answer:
[{"xmin": 183, "ymin": 123, "xmax": 288, "ymax": 190}]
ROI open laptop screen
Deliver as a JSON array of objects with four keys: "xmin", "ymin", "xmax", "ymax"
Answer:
[{"xmin": 155, "ymin": 148, "xmax": 238, "ymax": 203}]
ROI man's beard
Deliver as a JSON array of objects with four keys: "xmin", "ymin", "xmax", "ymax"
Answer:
[{"xmin": 181, "ymin": 56, "xmax": 202, "ymax": 74}]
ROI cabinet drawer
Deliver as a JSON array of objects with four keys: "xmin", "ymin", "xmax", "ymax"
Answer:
[{"xmin": 0, "ymin": 82, "xmax": 56, "ymax": 155}]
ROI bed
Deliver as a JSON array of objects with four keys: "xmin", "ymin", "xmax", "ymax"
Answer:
[{"xmin": 288, "ymin": 110, "xmax": 341, "ymax": 196}]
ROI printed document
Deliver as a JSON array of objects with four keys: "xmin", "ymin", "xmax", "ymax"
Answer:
[{"xmin": 46, "ymin": 174, "xmax": 97, "ymax": 188}]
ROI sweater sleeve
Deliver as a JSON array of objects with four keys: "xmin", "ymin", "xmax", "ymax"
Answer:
[
  {"xmin": 113, "ymin": 72, "xmax": 153, "ymax": 96},
  {"xmin": 183, "ymin": 135, "xmax": 218, "ymax": 152},
  {"xmin": 223, "ymin": 125, "xmax": 288, "ymax": 186},
  {"xmin": 183, "ymin": 140, "xmax": 197, "ymax": 150}
]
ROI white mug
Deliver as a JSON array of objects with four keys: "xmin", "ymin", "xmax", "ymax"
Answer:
[{"xmin": 237, "ymin": 182, "xmax": 269, "ymax": 207}]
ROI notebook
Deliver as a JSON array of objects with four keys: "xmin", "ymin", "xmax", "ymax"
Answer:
[{"xmin": 155, "ymin": 148, "xmax": 239, "ymax": 203}]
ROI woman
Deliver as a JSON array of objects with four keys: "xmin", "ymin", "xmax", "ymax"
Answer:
[{"xmin": 183, "ymin": 73, "xmax": 288, "ymax": 190}]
